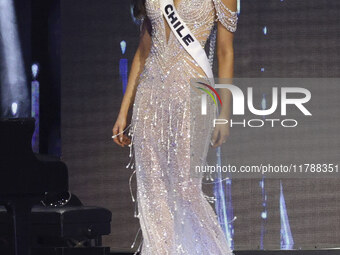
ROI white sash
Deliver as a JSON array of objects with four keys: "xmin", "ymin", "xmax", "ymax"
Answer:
[{"xmin": 160, "ymin": 0, "xmax": 213, "ymax": 79}]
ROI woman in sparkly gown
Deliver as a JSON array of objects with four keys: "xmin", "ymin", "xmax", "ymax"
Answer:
[{"xmin": 113, "ymin": 0, "xmax": 237, "ymax": 254}]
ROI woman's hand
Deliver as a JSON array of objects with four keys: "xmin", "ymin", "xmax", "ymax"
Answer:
[
  {"xmin": 210, "ymin": 113, "xmax": 230, "ymax": 148},
  {"xmin": 112, "ymin": 113, "xmax": 131, "ymax": 147}
]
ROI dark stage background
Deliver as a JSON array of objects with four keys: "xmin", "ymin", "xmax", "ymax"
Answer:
[{"xmin": 60, "ymin": 0, "xmax": 340, "ymax": 252}]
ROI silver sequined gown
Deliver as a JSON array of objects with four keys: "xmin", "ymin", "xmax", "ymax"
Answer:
[{"xmin": 126, "ymin": 0, "xmax": 237, "ymax": 254}]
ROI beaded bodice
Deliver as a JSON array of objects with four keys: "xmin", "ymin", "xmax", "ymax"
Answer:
[{"xmin": 143, "ymin": 0, "xmax": 238, "ymax": 79}]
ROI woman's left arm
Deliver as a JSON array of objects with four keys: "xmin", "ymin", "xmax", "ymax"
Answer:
[{"xmin": 211, "ymin": 0, "xmax": 237, "ymax": 148}]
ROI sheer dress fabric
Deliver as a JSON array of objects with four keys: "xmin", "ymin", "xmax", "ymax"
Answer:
[{"xmin": 126, "ymin": 0, "xmax": 238, "ymax": 254}]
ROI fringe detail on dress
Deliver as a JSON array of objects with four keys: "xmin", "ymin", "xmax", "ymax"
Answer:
[
  {"xmin": 126, "ymin": 114, "xmax": 143, "ymax": 254},
  {"xmin": 129, "ymin": 169, "xmax": 136, "ymax": 203},
  {"xmin": 204, "ymin": 194, "xmax": 217, "ymax": 204},
  {"xmin": 132, "ymin": 238, "xmax": 143, "ymax": 255},
  {"xmin": 124, "ymin": 107, "xmax": 144, "ymax": 253},
  {"xmin": 130, "ymin": 227, "xmax": 141, "ymax": 248}
]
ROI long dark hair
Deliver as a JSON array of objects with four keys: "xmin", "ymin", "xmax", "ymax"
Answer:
[{"xmin": 132, "ymin": 0, "xmax": 146, "ymax": 19}]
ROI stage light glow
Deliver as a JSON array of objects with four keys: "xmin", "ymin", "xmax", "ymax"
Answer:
[
  {"xmin": 11, "ymin": 102, "xmax": 18, "ymax": 115},
  {"xmin": 31, "ymin": 63, "xmax": 40, "ymax": 153},
  {"xmin": 119, "ymin": 41, "xmax": 128, "ymax": 94},
  {"xmin": 259, "ymin": 179, "xmax": 264, "ymax": 188},
  {"xmin": 0, "ymin": 0, "xmax": 29, "ymax": 117},
  {"xmin": 260, "ymin": 176, "xmax": 267, "ymax": 249},
  {"xmin": 120, "ymin": 40, "xmax": 127, "ymax": 54},
  {"xmin": 32, "ymin": 63, "xmax": 39, "ymax": 79},
  {"xmin": 280, "ymin": 181, "xmax": 294, "ymax": 249},
  {"xmin": 214, "ymin": 151, "xmax": 234, "ymax": 250},
  {"xmin": 263, "ymin": 26, "xmax": 268, "ymax": 35},
  {"xmin": 261, "ymin": 94, "xmax": 266, "ymax": 110}
]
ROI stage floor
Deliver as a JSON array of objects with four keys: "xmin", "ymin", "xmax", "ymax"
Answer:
[{"xmin": 111, "ymin": 249, "xmax": 340, "ymax": 255}]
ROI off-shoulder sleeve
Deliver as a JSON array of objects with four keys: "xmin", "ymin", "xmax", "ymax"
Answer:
[{"xmin": 213, "ymin": 0, "xmax": 238, "ymax": 32}]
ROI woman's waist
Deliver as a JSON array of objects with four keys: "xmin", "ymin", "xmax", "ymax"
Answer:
[{"xmin": 141, "ymin": 51, "xmax": 207, "ymax": 81}]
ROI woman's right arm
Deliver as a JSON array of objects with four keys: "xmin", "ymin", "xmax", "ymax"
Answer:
[{"xmin": 113, "ymin": 18, "xmax": 152, "ymax": 147}]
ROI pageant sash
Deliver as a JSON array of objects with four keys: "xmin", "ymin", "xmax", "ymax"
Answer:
[{"xmin": 160, "ymin": 0, "xmax": 214, "ymax": 79}]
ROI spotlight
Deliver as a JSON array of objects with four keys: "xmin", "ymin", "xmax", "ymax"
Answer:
[
  {"xmin": 11, "ymin": 102, "xmax": 18, "ymax": 115},
  {"xmin": 31, "ymin": 63, "xmax": 40, "ymax": 153},
  {"xmin": 120, "ymin": 40, "xmax": 126, "ymax": 55},
  {"xmin": 0, "ymin": 0, "xmax": 29, "ymax": 117},
  {"xmin": 119, "ymin": 41, "xmax": 128, "ymax": 94},
  {"xmin": 32, "ymin": 63, "xmax": 40, "ymax": 80},
  {"xmin": 261, "ymin": 94, "xmax": 266, "ymax": 110},
  {"xmin": 263, "ymin": 26, "xmax": 268, "ymax": 35}
]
